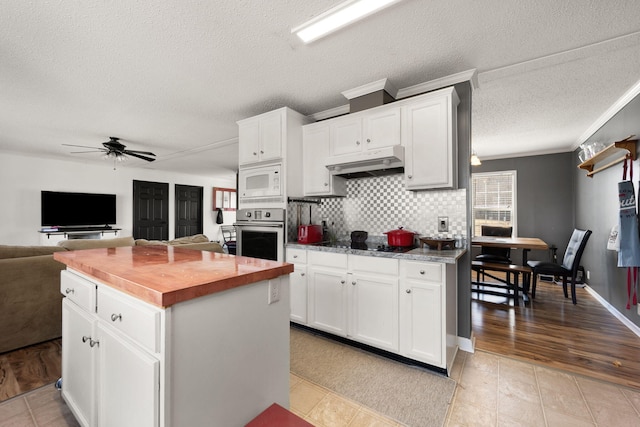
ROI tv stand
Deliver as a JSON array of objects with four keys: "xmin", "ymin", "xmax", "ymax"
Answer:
[{"xmin": 39, "ymin": 227, "xmax": 121, "ymax": 246}]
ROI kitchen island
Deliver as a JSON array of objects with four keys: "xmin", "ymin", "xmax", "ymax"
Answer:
[
  {"xmin": 54, "ymin": 245, "xmax": 293, "ymax": 427},
  {"xmin": 286, "ymin": 242, "xmax": 465, "ymax": 374}
]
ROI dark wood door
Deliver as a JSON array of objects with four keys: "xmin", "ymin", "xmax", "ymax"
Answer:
[
  {"xmin": 175, "ymin": 184, "xmax": 203, "ymax": 238},
  {"xmin": 133, "ymin": 180, "xmax": 169, "ymax": 240}
]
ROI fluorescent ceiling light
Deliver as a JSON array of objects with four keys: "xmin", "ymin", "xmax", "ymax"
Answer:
[{"xmin": 292, "ymin": 0, "xmax": 402, "ymax": 44}]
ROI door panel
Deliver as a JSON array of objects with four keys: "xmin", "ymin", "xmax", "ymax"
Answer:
[
  {"xmin": 175, "ymin": 185, "xmax": 203, "ymax": 238},
  {"xmin": 133, "ymin": 181, "xmax": 169, "ymax": 240}
]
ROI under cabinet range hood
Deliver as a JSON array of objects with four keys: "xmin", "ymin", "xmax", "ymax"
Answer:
[{"xmin": 325, "ymin": 145, "xmax": 404, "ymax": 178}]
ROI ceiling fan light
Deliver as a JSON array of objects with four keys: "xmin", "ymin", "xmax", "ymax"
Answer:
[{"xmin": 292, "ymin": 0, "xmax": 402, "ymax": 43}]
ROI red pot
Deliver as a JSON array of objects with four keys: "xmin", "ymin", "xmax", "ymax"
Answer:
[{"xmin": 384, "ymin": 227, "xmax": 417, "ymax": 247}]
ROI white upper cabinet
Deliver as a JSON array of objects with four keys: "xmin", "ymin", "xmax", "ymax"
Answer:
[
  {"xmin": 329, "ymin": 106, "xmax": 401, "ymax": 156},
  {"xmin": 402, "ymin": 87, "xmax": 459, "ymax": 190},
  {"xmin": 238, "ymin": 110, "xmax": 283, "ymax": 165},
  {"xmin": 303, "ymin": 122, "xmax": 346, "ymax": 197}
]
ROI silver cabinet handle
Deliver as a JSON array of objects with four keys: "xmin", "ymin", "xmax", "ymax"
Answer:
[
  {"xmin": 293, "ymin": 255, "xmax": 298, "ymax": 258},
  {"xmin": 111, "ymin": 313, "xmax": 122, "ymax": 322},
  {"xmin": 252, "ymin": 152, "xmax": 257, "ymax": 156},
  {"xmin": 356, "ymin": 141, "xmax": 360, "ymax": 145},
  {"xmin": 300, "ymin": 272, "xmax": 305, "ymax": 277},
  {"xmin": 82, "ymin": 336, "xmax": 90, "ymax": 343},
  {"xmin": 260, "ymin": 150, "xmax": 264, "ymax": 154},
  {"xmin": 351, "ymin": 281, "xmax": 356, "ymax": 286},
  {"xmin": 65, "ymin": 288, "xmax": 74, "ymax": 294},
  {"xmin": 367, "ymin": 138, "xmax": 371, "ymax": 143},
  {"xmin": 340, "ymin": 280, "xmax": 345, "ymax": 284},
  {"xmin": 420, "ymin": 270, "xmax": 425, "ymax": 275},
  {"xmin": 406, "ymin": 289, "xmax": 412, "ymax": 293},
  {"xmin": 408, "ymin": 175, "xmax": 413, "ymax": 179},
  {"xmin": 89, "ymin": 339, "xmax": 99, "ymax": 348},
  {"xmin": 324, "ymin": 183, "xmax": 329, "ymax": 187}
]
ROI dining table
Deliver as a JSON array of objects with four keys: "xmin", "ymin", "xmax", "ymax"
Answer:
[{"xmin": 471, "ymin": 235, "xmax": 549, "ymax": 302}]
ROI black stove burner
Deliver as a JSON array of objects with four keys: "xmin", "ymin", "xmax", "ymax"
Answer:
[{"xmin": 376, "ymin": 244, "xmax": 417, "ymax": 253}]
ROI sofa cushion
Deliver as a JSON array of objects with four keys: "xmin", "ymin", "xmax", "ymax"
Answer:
[
  {"xmin": 0, "ymin": 245, "xmax": 67, "ymax": 260},
  {"xmin": 168, "ymin": 234, "xmax": 210, "ymax": 245},
  {"xmin": 58, "ymin": 236, "xmax": 135, "ymax": 250}
]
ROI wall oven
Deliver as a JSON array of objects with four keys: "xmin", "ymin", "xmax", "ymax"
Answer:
[{"xmin": 234, "ymin": 208, "xmax": 285, "ymax": 262}]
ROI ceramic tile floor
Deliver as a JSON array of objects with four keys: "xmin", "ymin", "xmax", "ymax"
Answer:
[{"xmin": 4, "ymin": 351, "xmax": 640, "ymax": 427}]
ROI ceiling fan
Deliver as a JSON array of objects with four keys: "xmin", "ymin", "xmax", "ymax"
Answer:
[{"xmin": 64, "ymin": 137, "xmax": 156, "ymax": 162}]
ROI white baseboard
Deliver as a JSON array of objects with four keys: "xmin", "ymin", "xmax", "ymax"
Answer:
[
  {"xmin": 584, "ymin": 285, "xmax": 640, "ymax": 338},
  {"xmin": 457, "ymin": 332, "xmax": 476, "ymax": 353}
]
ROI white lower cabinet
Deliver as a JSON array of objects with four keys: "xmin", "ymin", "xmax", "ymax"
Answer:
[
  {"xmin": 61, "ymin": 271, "xmax": 161, "ymax": 427},
  {"xmin": 308, "ymin": 252, "xmax": 348, "ymax": 336},
  {"xmin": 298, "ymin": 249, "xmax": 458, "ymax": 373},
  {"xmin": 399, "ymin": 260, "xmax": 457, "ymax": 370},
  {"xmin": 348, "ymin": 255, "xmax": 399, "ymax": 352},
  {"xmin": 61, "ymin": 268, "xmax": 291, "ymax": 426},
  {"xmin": 286, "ymin": 248, "xmax": 308, "ymax": 324}
]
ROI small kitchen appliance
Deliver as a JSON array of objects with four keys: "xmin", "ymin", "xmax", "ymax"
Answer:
[{"xmin": 298, "ymin": 224, "xmax": 323, "ymax": 244}]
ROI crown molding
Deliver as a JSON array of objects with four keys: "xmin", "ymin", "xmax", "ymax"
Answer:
[
  {"xmin": 341, "ymin": 78, "xmax": 399, "ymax": 100},
  {"xmin": 396, "ymin": 69, "xmax": 478, "ymax": 99},
  {"xmin": 574, "ymin": 77, "xmax": 640, "ymax": 149}
]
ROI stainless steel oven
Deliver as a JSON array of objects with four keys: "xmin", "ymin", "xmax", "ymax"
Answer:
[{"xmin": 234, "ymin": 208, "xmax": 285, "ymax": 262}]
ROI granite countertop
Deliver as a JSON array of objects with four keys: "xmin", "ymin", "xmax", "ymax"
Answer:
[
  {"xmin": 286, "ymin": 241, "xmax": 466, "ymax": 264},
  {"xmin": 54, "ymin": 245, "xmax": 293, "ymax": 307}
]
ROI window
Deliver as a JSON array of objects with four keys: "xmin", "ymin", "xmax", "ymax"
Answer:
[
  {"xmin": 471, "ymin": 171, "xmax": 517, "ymax": 236},
  {"xmin": 212, "ymin": 187, "xmax": 236, "ymax": 211}
]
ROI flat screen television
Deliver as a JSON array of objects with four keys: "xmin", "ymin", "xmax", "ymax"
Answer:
[{"xmin": 41, "ymin": 191, "xmax": 116, "ymax": 227}]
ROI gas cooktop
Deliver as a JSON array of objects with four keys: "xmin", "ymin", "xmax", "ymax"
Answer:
[{"xmin": 317, "ymin": 241, "xmax": 417, "ymax": 253}]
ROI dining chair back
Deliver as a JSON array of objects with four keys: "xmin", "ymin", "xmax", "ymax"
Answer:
[
  {"xmin": 527, "ymin": 229, "xmax": 591, "ymax": 304},
  {"xmin": 476, "ymin": 225, "xmax": 513, "ymax": 264},
  {"xmin": 220, "ymin": 225, "xmax": 236, "ymax": 255}
]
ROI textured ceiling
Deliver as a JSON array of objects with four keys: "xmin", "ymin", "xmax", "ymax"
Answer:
[{"xmin": 1, "ymin": 1, "xmax": 639, "ymax": 177}]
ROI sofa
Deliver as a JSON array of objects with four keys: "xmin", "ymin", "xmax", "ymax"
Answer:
[{"xmin": 0, "ymin": 234, "xmax": 223, "ymax": 354}]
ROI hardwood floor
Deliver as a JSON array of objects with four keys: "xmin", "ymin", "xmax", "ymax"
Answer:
[
  {"xmin": 0, "ymin": 339, "xmax": 61, "ymax": 402},
  {"xmin": 473, "ymin": 277, "xmax": 640, "ymax": 389}
]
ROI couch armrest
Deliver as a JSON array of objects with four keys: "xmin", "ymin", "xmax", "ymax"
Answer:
[{"xmin": 0, "ymin": 255, "xmax": 66, "ymax": 353}]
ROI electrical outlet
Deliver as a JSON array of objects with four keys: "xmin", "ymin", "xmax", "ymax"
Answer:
[
  {"xmin": 268, "ymin": 281, "xmax": 280, "ymax": 304},
  {"xmin": 438, "ymin": 216, "xmax": 449, "ymax": 233}
]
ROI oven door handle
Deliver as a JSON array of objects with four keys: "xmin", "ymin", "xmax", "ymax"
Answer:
[{"xmin": 234, "ymin": 222, "xmax": 284, "ymax": 228}]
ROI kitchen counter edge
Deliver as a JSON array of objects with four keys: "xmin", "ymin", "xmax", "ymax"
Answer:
[{"xmin": 286, "ymin": 243, "xmax": 466, "ymax": 264}]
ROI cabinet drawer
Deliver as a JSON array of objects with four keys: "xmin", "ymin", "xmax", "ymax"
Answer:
[
  {"xmin": 350, "ymin": 255, "xmax": 398, "ymax": 275},
  {"xmin": 97, "ymin": 285, "xmax": 161, "ymax": 354},
  {"xmin": 61, "ymin": 270, "xmax": 96, "ymax": 313},
  {"xmin": 308, "ymin": 251, "xmax": 348, "ymax": 269},
  {"xmin": 286, "ymin": 248, "xmax": 307, "ymax": 264},
  {"xmin": 402, "ymin": 261, "xmax": 443, "ymax": 282}
]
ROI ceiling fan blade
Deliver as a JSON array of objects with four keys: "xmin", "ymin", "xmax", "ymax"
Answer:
[
  {"xmin": 70, "ymin": 150, "xmax": 106, "ymax": 154},
  {"xmin": 125, "ymin": 149, "xmax": 156, "ymax": 156},
  {"xmin": 125, "ymin": 152, "xmax": 156, "ymax": 162},
  {"xmin": 63, "ymin": 143, "xmax": 102, "ymax": 149}
]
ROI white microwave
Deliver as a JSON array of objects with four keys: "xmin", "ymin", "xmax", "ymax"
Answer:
[{"xmin": 238, "ymin": 163, "xmax": 283, "ymax": 203}]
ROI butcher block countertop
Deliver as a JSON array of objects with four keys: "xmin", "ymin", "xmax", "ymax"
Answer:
[{"xmin": 54, "ymin": 245, "xmax": 293, "ymax": 308}]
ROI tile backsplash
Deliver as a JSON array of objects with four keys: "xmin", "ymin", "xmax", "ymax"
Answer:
[{"xmin": 288, "ymin": 174, "xmax": 466, "ymax": 243}]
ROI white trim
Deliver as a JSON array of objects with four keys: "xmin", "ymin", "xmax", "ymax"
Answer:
[
  {"xmin": 396, "ymin": 69, "xmax": 478, "ymax": 99},
  {"xmin": 308, "ymin": 69, "xmax": 478, "ymax": 121},
  {"xmin": 308, "ymin": 104, "xmax": 350, "ymax": 121},
  {"xmin": 574, "ymin": 78, "xmax": 640, "ymax": 149},
  {"xmin": 584, "ymin": 285, "xmax": 640, "ymax": 338},
  {"xmin": 341, "ymin": 78, "xmax": 399, "ymax": 100},
  {"xmin": 457, "ymin": 332, "xmax": 475, "ymax": 353}
]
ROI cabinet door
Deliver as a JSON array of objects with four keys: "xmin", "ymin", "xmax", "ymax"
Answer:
[
  {"xmin": 330, "ymin": 116, "xmax": 362, "ymax": 156},
  {"xmin": 238, "ymin": 118, "xmax": 261, "ymax": 165},
  {"xmin": 62, "ymin": 299, "xmax": 96, "ymax": 427},
  {"xmin": 303, "ymin": 124, "xmax": 332, "ymax": 195},
  {"xmin": 308, "ymin": 267, "xmax": 347, "ymax": 336},
  {"xmin": 97, "ymin": 324, "xmax": 160, "ymax": 427},
  {"xmin": 290, "ymin": 264, "xmax": 308, "ymax": 324},
  {"xmin": 399, "ymin": 280, "xmax": 443, "ymax": 367},
  {"xmin": 260, "ymin": 111, "xmax": 283, "ymax": 162},
  {"xmin": 349, "ymin": 273, "xmax": 399, "ymax": 352},
  {"xmin": 363, "ymin": 107, "xmax": 401, "ymax": 150},
  {"xmin": 403, "ymin": 92, "xmax": 457, "ymax": 190}
]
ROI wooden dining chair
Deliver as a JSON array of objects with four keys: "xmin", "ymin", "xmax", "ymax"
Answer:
[{"xmin": 527, "ymin": 229, "xmax": 592, "ymax": 304}]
